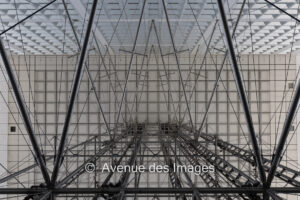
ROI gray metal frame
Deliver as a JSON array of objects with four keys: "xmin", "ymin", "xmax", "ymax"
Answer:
[{"xmin": 0, "ymin": 0, "xmax": 299, "ymax": 199}]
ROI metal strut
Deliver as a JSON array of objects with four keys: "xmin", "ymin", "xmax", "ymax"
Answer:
[
  {"xmin": 165, "ymin": 142, "xmax": 203, "ymax": 200},
  {"xmin": 161, "ymin": 0, "xmax": 194, "ymax": 129},
  {"xmin": 39, "ymin": 127, "xmax": 133, "ymax": 200},
  {"xmin": 0, "ymin": 0, "xmax": 57, "ymax": 35},
  {"xmin": 115, "ymin": 0, "xmax": 147, "ymax": 127},
  {"xmin": 92, "ymin": 137, "xmax": 135, "ymax": 200},
  {"xmin": 161, "ymin": 143, "xmax": 188, "ymax": 200},
  {"xmin": 160, "ymin": 124, "xmax": 261, "ymax": 200},
  {"xmin": 266, "ymin": 71, "xmax": 300, "ymax": 187},
  {"xmin": 216, "ymin": 0, "xmax": 266, "ymax": 185},
  {"xmin": 0, "ymin": 38, "xmax": 51, "ymax": 186},
  {"xmin": 183, "ymin": 125, "xmax": 300, "ymax": 187},
  {"xmin": 51, "ymin": 0, "xmax": 99, "ymax": 185},
  {"xmin": 1, "ymin": 187, "xmax": 298, "ymax": 195},
  {"xmin": 61, "ymin": 0, "xmax": 112, "ymax": 139},
  {"xmin": 197, "ymin": 0, "xmax": 246, "ymax": 139},
  {"xmin": 94, "ymin": 124, "xmax": 144, "ymax": 200},
  {"xmin": 116, "ymin": 124, "xmax": 144, "ymax": 200},
  {"xmin": 178, "ymin": 143, "xmax": 236, "ymax": 200}
]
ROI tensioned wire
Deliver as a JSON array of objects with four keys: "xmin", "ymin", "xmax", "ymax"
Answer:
[{"xmin": 181, "ymin": 0, "xmax": 252, "ymax": 152}]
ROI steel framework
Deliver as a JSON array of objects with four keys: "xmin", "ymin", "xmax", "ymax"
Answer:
[{"xmin": 0, "ymin": 0, "xmax": 300, "ymax": 200}]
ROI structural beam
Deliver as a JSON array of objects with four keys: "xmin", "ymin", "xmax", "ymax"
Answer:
[
  {"xmin": 152, "ymin": 20, "xmax": 179, "ymax": 122},
  {"xmin": 51, "ymin": 0, "xmax": 99, "ymax": 185},
  {"xmin": 115, "ymin": 0, "xmax": 147, "ymax": 127},
  {"xmin": 69, "ymin": 0, "xmax": 113, "ymax": 54},
  {"xmin": 93, "ymin": 138, "xmax": 134, "ymax": 200},
  {"xmin": 127, "ymin": 22, "xmax": 153, "ymax": 121},
  {"xmin": 61, "ymin": 0, "xmax": 111, "ymax": 139},
  {"xmin": 162, "ymin": 0, "xmax": 194, "ymax": 128},
  {"xmin": 216, "ymin": 0, "xmax": 266, "ymax": 185},
  {"xmin": 0, "ymin": 38, "xmax": 51, "ymax": 186},
  {"xmin": 264, "ymin": 0, "xmax": 300, "ymax": 23},
  {"xmin": 2, "ymin": 187, "xmax": 299, "ymax": 195},
  {"xmin": 161, "ymin": 143, "xmax": 188, "ymax": 200},
  {"xmin": 160, "ymin": 124, "xmax": 261, "ymax": 200},
  {"xmin": 181, "ymin": 20, "xmax": 217, "ymax": 132},
  {"xmin": 39, "ymin": 128, "xmax": 132, "ymax": 200},
  {"xmin": 118, "ymin": 125, "xmax": 143, "ymax": 200},
  {"xmin": 162, "ymin": 142, "xmax": 202, "ymax": 200},
  {"xmin": 178, "ymin": 143, "xmax": 236, "ymax": 200},
  {"xmin": 93, "ymin": 33, "xmax": 128, "ymax": 122},
  {"xmin": 198, "ymin": 0, "xmax": 246, "ymax": 137},
  {"xmin": 184, "ymin": 125, "xmax": 300, "ymax": 189},
  {"xmin": 266, "ymin": 77, "xmax": 300, "ymax": 187},
  {"xmin": 191, "ymin": 19, "xmax": 215, "ymax": 55},
  {"xmin": 0, "ymin": 0, "xmax": 56, "ymax": 35}
]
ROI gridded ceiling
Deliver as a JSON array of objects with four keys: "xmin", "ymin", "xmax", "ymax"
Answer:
[{"xmin": 0, "ymin": 0, "xmax": 299, "ymax": 55}]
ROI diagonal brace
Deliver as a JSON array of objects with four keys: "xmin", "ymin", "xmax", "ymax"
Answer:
[
  {"xmin": 51, "ymin": 0, "xmax": 99, "ymax": 185},
  {"xmin": 216, "ymin": 0, "xmax": 266, "ymax": 185}
]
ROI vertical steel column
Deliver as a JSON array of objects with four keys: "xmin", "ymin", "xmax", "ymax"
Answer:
[
  {"xmin": 161, "ymin": 0, "xmax": 194, "ymax": 129},
  {"xmin": 61, "ymin": 0, "xmax": 111, "ymax": 139},
  {"xmin": 51, "ymin": 0, "xmax": 98, "ymax": 185},
  {"xmin": 216, "ymin": 0, "xmax": 266, "ymax": 184},
  {"xmin": 0, "ymin": 40, "xmax": 51, "ymax": 185},
  {"xmin": 266, "ymin": 77, "xmax": 300, "ymax": 186},
  {"xmin": 115, "ymin": 0, "xmax": 147, "ymax": 127}
]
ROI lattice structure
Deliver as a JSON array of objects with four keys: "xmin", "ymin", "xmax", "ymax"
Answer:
[{"xmin": 0, "ymin": 0, "xmax": 299, "ymax": 200}]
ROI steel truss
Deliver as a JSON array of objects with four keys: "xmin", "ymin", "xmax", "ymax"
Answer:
[
  {"xmin": 0, "ymin": 0, "xmax": 300, "ymax": 199},
  {"xmin": 161, "ymin": 124, "xmax": 261, "ymax": 200},
  {"xmin": 178, "ymin": 140, "xmax": 236, "ymax": 200},
  {"xmin": 161, "ymin": 143, "xmax": 189, "ymax": 200},
  {"xmin": 183, "ymin": 125, "xmax": 300, "ymax": 187},
  {"xmin": 161, "ymin": 141, "xmax": 202, "ymax": 200}
]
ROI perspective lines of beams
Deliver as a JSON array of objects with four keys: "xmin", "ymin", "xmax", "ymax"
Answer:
[{"xmin": 0, "ymin": 0, "xmax": 300, "ymax": 200}]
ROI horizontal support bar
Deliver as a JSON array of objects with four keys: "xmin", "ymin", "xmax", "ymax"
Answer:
[
  {"xmin": 119, "ymin": 49, "xmax": 147, "ymax": 57},
  {"xmin": 162, "ymin": 49, "xmax": 189, "ymax": 56},
  {"xmin": 0, "ymin": 187, "xmax": 299, "ymax": 194}
]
